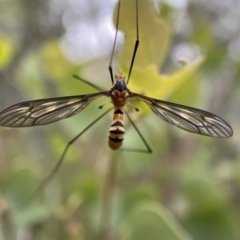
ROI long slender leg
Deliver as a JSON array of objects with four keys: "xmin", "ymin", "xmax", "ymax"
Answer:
[
  {"xmin": 127, "ymin": 0, "xmax": 139, "ymax": 84},
  {"xmin": 73, "ymin": 74, "xmax": 105, "ymax": 92},
  {"xmin": 123, "ymin": 111, "xmax": 152, "ymax": 153},
  {"xmin": 20, "ymin": 108, "xmax": 112, "ymax": 205},
  {"xmin": 109, "ymin": 0, "xmax": 121, "ymax": 85}
]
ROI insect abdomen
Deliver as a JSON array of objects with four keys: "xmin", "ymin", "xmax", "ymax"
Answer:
[{"xmin": 108, "ymin": 108, "xmax": 125, "ymax": 150}]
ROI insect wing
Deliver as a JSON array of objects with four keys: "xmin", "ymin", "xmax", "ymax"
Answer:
[
  {"xmin": 0, "ymin": 92, "xmax": 108, "ymax": 127},
  {"xmin": 132, "ymin": 93, "xmax": 233, "ymax": 138}
]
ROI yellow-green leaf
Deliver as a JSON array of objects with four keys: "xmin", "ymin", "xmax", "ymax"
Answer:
[
  {"xmin": 129, "ymin": 57, "xmax": 204, "ymax": 99},
  {"xmin": 0, "ymin": 34, "xmax": 14, "ymax": 70}
]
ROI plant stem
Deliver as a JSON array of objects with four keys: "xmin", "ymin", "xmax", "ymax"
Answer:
[{"xmin": 98, "ymin": 150, "xmax": 118, "ymax": 240}]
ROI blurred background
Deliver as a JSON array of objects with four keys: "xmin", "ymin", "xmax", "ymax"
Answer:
[{"xmin": 0, "ymin": 0, "xmax": 239, "ymax": 239}]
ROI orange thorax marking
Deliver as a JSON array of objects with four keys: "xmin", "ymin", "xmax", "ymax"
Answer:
[{"xmin": 110, "ymin": 90, "xmax": 129, "ymax": 107}]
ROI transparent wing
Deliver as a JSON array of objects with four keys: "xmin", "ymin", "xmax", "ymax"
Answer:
[
  {"xmin": 0, "ymin": 91, "xmax": 109, "ymax": 127},
  {"xmin": 132, "ymin": 93, "xmax": 233, "ymax": 138}
]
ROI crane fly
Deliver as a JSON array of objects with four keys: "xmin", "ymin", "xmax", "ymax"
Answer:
[
  {"xmin": 0, "ymin": 72, "xmax": 233, "ymax": 145},
  {"xmin": 0, "ymin": 0, "xmax": 233, "ymax": 195}
]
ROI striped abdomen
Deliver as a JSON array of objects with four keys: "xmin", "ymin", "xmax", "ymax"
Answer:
[{"xmin": 108, "ymin": 107, "xmax": 125, "ymax": 150}]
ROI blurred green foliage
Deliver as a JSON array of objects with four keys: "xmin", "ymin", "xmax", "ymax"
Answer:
[{"xmin": 0, "ymin": 0, "xmax": 239, "ymax": 240}]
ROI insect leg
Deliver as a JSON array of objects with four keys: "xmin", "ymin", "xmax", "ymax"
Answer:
[
  {"xmin": 123, "ymin": 111, "xmax": 152, "ymax": 153},
  {"xmin": 73, "ymin": 74, "xmax": 105, "ymax": 92},
  {"xmin": 21, "ymin": 108, "xmax": 112, "ymax": 205},
  {"xmin": 108, "ymin": 0, "xmax": 121, "ymax": 85},
  {"xmin": 127, "ymin": 0, "xmax": 139, "ymax": 84}
]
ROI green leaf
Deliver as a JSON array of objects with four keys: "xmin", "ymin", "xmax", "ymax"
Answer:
[
  {"xmin": 15, "ymin": 202, "xmax": 49, "ymax": 225},
  {"xmin": 121, "ymin": 201, "xmax": 193, "ymax": 240}
]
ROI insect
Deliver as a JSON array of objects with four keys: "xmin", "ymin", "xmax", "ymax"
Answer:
[
  {"xmin": 0, "ymin": 72, "xmax": 233, "ymax": 144},
  {"xmin": 0, "ymin": 0, "xmax": 233, "ymax": 186}
]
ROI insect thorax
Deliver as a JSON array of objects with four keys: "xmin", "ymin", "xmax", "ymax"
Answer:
[
  {"xmin": 110, "ymin": 89, "xmax": 129, "ymax": 107},
  {"xmin": 110, "ymin": 75, "xmax": 130, "ymax": 107}
]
